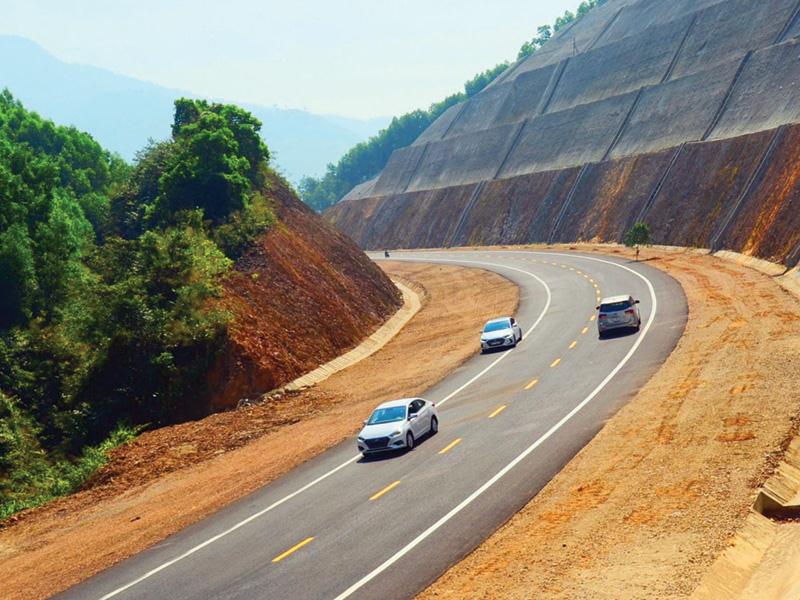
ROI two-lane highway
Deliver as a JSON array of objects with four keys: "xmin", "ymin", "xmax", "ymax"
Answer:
[{"xmin": 59, "ymin": 250, "xmax": 687, "ymax": 600}]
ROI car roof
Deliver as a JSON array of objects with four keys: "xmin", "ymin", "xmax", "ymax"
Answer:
[
  {"xmin": 485, "ymin": 316, "xmax": 512, "ymax": 324},
  {"xmin": 374, "ymin": 398, "xmax": 419, "ymax": 409},
  {"xmin": 600, "ymin": 295, "xmax": 632, "ymax": 304}
]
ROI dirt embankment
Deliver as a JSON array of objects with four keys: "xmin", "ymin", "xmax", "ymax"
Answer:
[
  {"xmin": 0, "ymin": 262, "xmax": 518, "ymax": 600},
  {"xmin": 420, "ymin": 246, "xmax": 800, "ymax": 599},
  {"xmin": 210, "ymin": 174, "xmax": 402, "ymax": 411}
]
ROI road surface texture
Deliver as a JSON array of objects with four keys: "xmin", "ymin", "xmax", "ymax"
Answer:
[{"xmin": 58, "ymin": 250, "xmax": 686, "ymax": 600}]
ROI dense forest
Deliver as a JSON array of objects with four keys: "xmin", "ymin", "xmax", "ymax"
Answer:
[
  {"xmin": 299, "ymin": 0, "xmax": 607, "ymax": 212},
  {"xmin": 0, "ymin": 92, "xmax": 274, "ymax": 517}
]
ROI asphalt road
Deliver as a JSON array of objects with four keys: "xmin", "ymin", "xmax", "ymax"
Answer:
[{"xmin": 59, "ymin": 250, "xmax": 687, "ymax": 600}]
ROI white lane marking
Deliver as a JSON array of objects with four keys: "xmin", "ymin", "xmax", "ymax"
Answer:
[
  {"xmin": 97, "ymin": 256, "xmax": 551, "ymax": 598},
  {"xmin": 333, "ymin": 251, "xmax": 658, "ymax": 600},
  {"xmin": 396, "ymin": 258, "xmax": 552, "ymax": 407},
  {"xmin": 96, "ymin": 455, "xmax": 359, "ymax": 599}
]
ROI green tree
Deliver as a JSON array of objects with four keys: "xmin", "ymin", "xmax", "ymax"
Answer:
[{"xmin": 624, "ymin": 222, "xmax": 652, "ymax": 261}]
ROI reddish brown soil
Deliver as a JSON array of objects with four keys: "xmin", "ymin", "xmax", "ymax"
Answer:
[
  {"xmin": 209, "ymin": 174, "xmax": 401, "ymax": 410},
  {"xmin": 0, "ymin": 262, "xmax": 518, "ymax": 600},
  {"xmin": 419, "ymin": 246, "xmax": 800, "ymax": 599}
]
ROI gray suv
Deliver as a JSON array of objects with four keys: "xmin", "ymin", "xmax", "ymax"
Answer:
[{"xmin": 597, "ymin": 295, "xmax": 641, "ymax": 337}]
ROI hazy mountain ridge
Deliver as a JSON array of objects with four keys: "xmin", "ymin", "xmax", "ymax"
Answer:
[{"xmin": 0, "ymin": 35, "xmax": 388, "ymax": 181}]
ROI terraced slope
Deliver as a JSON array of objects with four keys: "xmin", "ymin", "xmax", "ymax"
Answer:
[{"xmin": 326, "ymin": 0, "xmax": 800, "ymax": 267}]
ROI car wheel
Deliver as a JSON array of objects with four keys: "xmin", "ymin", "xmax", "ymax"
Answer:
[
  {"xmin": 406, "ymin": 431, "xmax": 415, "ymax": 450},
  {"xmin": 430, "ymin": 416, "xmax": 438, "ymax": 436}
]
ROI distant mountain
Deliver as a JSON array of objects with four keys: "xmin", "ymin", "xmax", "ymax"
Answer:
[{"xmin": 0, "ymin": 35, "xmax": 388, "ymax": 182}]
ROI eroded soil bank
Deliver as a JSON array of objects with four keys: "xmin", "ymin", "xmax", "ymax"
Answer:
[
  {"xmin": 0, "ymin": 262, "xmax": 518, "ymax": 600},
  {"xmin": 420, "ymin": 246, "xmax": 800, "ymax": 599}
]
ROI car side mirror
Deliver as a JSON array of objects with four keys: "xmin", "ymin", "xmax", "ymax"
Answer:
[
  {"xmin": 362, "ymin": 419, "xmax": 367, "ymax": 426},
  {"xmin": 595, "ymin": 306, "xmax": 600, "ymax": 310},
  {"xmin": 635, "ymin": 300, "xmax": 640, "ymax": 304},
  {"xmin": 408, "ymin": 414, "xmax": 418, "ymax": 421}
]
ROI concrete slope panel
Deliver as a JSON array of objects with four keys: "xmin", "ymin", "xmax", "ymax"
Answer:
[
  {"xmin": 710, "ymin": 39, "xmax": 800, "ymax": 140},
  {"xmin": 451, "ymin": 171, "xmax": 557, "ymax": 246},
  {"xmin": 670, "ymin": 0, "xmax": 798, "ymax": 79},
  {"xmin": 325, "ymin": 195, "xmax": 383, "ymax": 247},
  {"xmin": 547, "ymin": 16, "xmax": 692, "ymax": 113},
  {"xmin": 406, "ymin": 123, "xmax": 518, "ymax": 192},
  {"xmin": 340, "ymin": 177, "xmax": 378, "ymax": 202},
  {"xmin": 476, "ymin": 168, "xmax": 583, "ymax": 244},
  {"xmin": 511, "ymin": 0, "xmax": 634, "ymax": 78},
  {"xmin": 646, "ymin": 131, "xmax": 774, "ymax": 247},
  {"xmin": 594, "ymin": 0, "xmax": 719, "ymax": 48},
  {"xmin": 413, "ymin": 103, "xmax": 465, "ymax": 145},
  {"xmin": 554, "ymin": 150, "xmax": 675, "ymax": 243},
  {"xmin": 610, "ymin": 59, "xmax": 741, "ymax": 158},
  {"xmin": 372, "ymin": 144, "xmax": 428, "ymax": 196},
  {"xmin": 446, "ymin": 83, "xmax": 513, "ymax": 137},
  {"xmin": 493, "ymin": 64, "xmax": 557, "ymax": 125},
  {"xmin": 718, "ymin": 124, "xmax": 800, "ymax": 263},
  {"xmin": 500, "ymin": 92, "xmax": 638, "ymax": 178},
  {"xmin": 359, "ymin": 194, "xmax": 413, "ymax": 250}
]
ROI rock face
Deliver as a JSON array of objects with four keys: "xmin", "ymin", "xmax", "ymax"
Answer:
[
  {"xmin": 208, "ymin": 173, "xmax": 402, "ymax": 411},
  {"xmin": 326, "ymin": 0, "xmax": 800, "ymax": 267}
]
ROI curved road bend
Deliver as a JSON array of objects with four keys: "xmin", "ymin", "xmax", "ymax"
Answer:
[{"xmin": 59, "ymin": 250, "xmax": 687, "ymax": 600}]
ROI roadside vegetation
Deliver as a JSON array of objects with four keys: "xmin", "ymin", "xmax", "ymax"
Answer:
[
  {"xmin": 299, "ymin": 0, "xmax": 608, "ymax": 212},
  {"xmin": 0, "ymin": 91, "xmax": 274, "ymax": 517}
]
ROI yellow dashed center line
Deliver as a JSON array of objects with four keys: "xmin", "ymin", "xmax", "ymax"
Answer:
[
  {"xmin": 581, "ymin": 326, "xmax": 589, "ymax": 334},
  {"xmin": 272, "ymin": 537, "xmax": 314, "ymax": 563},
  {"xmin": 438, "ymin": 438, "xmax": 462, "ymax": 455},
  {"xmin": 590, "ymin": 315, "xmax": 596, "ymax": 322},
  {"xmin": 550, "ymin": 358, "xmax": 561, "ymax": 368},
  {"xmin": 525, "ymin": 378, "xmax": 539, "ymax": 390},
  {"xmin": 370, "ymin": 480, "xmax": 401, "ymax": 501},
  {"xmin": 488, "ymin": 405, "xmax": 507, "ymax": 419},
  {"xmin": 569, "ymin": 341, "xmax": 577, "ymax": 349}
]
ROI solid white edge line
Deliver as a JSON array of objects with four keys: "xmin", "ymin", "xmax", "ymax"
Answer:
[
  {"xmin": 97, "ymin": 256, "xmax": 552, "ymax": 599},
  {"xmin": 332, "ymin": 251, "xmax": 658, "ymax": 599},
  {"xmin": 97, "ymin": 455, "xmax": 359, "ymax": 600},
  {"xmin": 384, "ymin": 257, "xmax": 552, "ymax": 407}
]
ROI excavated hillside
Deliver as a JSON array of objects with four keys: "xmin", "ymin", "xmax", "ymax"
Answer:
[
  {"xmin": 326, "ymin": 0, "xmax": 800, "ymax": 267},
  {"xmin": 209, "ymin": 173, "xmax": 402, "ymax": 411}
]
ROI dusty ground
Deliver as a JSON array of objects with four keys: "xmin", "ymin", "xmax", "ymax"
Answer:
[
  {"xmin": 420, "ymin": 246, "xmax": 800, "ymax": 599},
  {"xmin": 0, "ymin": 262, "xmax": 518, "ymax": 600}
]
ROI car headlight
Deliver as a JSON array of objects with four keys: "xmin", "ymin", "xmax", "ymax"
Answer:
[
  {"xmin": 357, "ymin": 436, "xmax": 365, "ymax": 442},
  {"xmin": 389, "ymin": 430, "xmax": 402, "ymax": 437},
  {"xmin": 504, "ymin": 334, "xmax": 513, "ymax": 340}
]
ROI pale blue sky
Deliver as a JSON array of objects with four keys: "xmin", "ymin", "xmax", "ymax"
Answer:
[{"xmin": 2, "ymin": 1, "xmax": 578, "ymax": 118}]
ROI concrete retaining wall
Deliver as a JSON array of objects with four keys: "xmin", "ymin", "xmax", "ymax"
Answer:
[
  {"xmin": 670, "ymin": 0, "xmax": 798, "ymax": 79},
  {"xmin": 547, "ymin": 17, "xmax": 691, "ymax": 113},
  {"xmin": 327, "ymin": 0, "xmax": 800, "ymax": 267},
  {"xmin": 610, "ymin": 59, "xmax": 741, "ymax": 158},
  {"xmin": 499, "ymin": 92, "xmax": 637, "ymax": 177},
  {"xmin": 406, "ymin": 124, "xmax": 518, "ymax": 192},
  {"xmin": 709, "ymin": 38, "xmax": 800, "ymax": 140}
]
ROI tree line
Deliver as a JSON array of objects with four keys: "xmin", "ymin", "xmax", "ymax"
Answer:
[
  {"xmin": 0, "ymin": 92, "xmax": 274, "ymax": 518},
  {"xmin": 299, "ymin": 0, "xmax": 608, "ymax": 212}
]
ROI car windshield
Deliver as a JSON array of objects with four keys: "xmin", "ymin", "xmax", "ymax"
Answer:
[
  {"xmin": 483, "ymin": 320, "xmax": 510, "ymax": 333},
  {"xmin": 367, "ymin": 406, "xmax": 407, "ymax": 425},
  {"xmin": 600, "ymin": 301, "xmax": 631, "ymax": 312}
]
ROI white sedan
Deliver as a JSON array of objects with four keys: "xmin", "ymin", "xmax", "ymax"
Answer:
[
  {"xmin": 480, "ymin": 316, "xmax": 523, "ymax": 352},
  {"xmin": 357, "ymin": 398, "xmax": 438, "ymax": 456}
]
